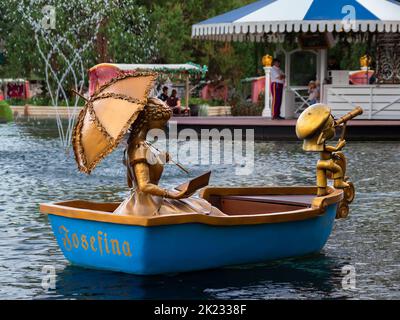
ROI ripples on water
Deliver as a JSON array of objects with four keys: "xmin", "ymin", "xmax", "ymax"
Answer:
[{"xmin": 0, "ymin": 120, "xmax": 399, "ymax": 299}]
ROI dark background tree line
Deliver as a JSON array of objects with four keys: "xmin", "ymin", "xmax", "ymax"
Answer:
[{"xmin": 0, "ymin": 0, "xmax": 399, "ymax": 91}]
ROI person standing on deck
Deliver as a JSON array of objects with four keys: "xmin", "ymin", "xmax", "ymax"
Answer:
[{"xmin": 270, "ymin": 58, "xmax": 286, "ymax": 120}]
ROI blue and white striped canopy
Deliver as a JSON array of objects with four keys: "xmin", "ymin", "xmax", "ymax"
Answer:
[{"xmin": 192, "ymin": 0, "xmax": 400, "ymax": 40}]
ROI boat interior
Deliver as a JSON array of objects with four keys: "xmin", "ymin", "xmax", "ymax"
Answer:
[
  {"xmin": 46, "ymin": 187, "xmax": 328, "ymax": 216},
  {"xmin": 40, "ymin": 187, "xmax": 345, "ymax": 226},
  {"xmin": 50, "ymin": 193, "xmax": 314, "ymax": 216}
]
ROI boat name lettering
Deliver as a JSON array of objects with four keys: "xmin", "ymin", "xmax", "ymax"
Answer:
[{"xmin": 58, "ymin": 225, "xmax": 133, "ymax": 257}]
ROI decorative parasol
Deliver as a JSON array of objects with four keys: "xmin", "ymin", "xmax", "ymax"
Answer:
[{"xmin": 72, "ymin": 72, "xmax": 157, "ymax": 174}]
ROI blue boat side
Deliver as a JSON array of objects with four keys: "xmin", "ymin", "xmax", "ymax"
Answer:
[{"xmin": 48, "ymin": 203, "xmax": 337, "ymax": 275}]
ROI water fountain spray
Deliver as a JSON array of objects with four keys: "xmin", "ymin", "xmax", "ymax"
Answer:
[{"xmin": 17, "ymin": 0, "xmax": 110, "ymax": 149}]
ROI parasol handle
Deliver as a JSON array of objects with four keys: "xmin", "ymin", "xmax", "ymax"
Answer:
[
  {"xmin": 169, "ymin": 159, "xmax": 190, "ymax": 175},
  {"xmin": 72, "ymin": 89, "xmax": 89, "ymax": 102},
  {"xmin": 334, "ymin": 107, "xmax": 363, "ymax": 127}
]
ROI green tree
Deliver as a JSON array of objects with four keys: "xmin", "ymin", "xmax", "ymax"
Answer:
[
  {"xmin": 0, "ymin": 1, "xmax": 42, "ymax": 78},
  {"xmin": 2, "ymin": 0, "xmax": 399, "ymax": 89},
  {"xmin": 144, "ymin": 0, "xmax": 256, "ymax": 85},
  {"xmin": 99, "ymin": 0, "xmax": 157, "ymax": 64},
  {"xmin": 0, "ymin": 0, "xmax": 157, "ymax": 81}
]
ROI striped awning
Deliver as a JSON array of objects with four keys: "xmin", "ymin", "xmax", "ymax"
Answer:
[
  {"xmin": 192, "ymin": 0, "xmax": 400, "ymax": 40},
  {"xmin": 89, "ymin": 63, "xmax": 206, "ymax": 75}
]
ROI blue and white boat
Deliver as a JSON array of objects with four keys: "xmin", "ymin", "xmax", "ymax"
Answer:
[{"xmin": 40, "ymin": 186, "xmax": 345, "ymax": 275}]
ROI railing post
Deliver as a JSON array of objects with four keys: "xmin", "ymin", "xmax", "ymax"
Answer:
[
  {"xmin": 369, "ymin": 86, "xmax": 373, "ymax": 119},
  {"xmin": 263, "ymin": 66, "xmax": 272, "ymax": 117}
]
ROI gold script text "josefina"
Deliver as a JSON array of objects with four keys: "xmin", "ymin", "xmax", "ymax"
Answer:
[{"xmin": 59, "ymin": 226, "xmax": 133, "ymax": 257}]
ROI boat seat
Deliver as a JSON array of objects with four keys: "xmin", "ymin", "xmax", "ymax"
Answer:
[
  {"xmin": 224, "ymin": 195, "xmax": 314, "ymax": 206},
  {"xmin": 209, "ymin": 194, "xmax": 315, "ymax": 216}
]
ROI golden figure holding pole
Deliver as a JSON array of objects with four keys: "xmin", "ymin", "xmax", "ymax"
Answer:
[{"xmin": 296, "ymin": 104, "xmax": 363, "ymax": 204}]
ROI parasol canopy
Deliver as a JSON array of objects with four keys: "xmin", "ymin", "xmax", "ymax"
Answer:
[
  {"xmin": 192, "ymin": 0, "xmax": 400, "ymax": 41},
  {"xmin": 73, "ymin": 72, "xmax": 156, "ymax": 174}
]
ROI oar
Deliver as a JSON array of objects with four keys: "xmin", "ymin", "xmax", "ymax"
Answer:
[
  {"xmin": 145, "ymin": 141, "xmax": 190, "ymax": 175},
  {"xmin": 72, "ymin": 89, "xmax": 89, "ymax": 102}
]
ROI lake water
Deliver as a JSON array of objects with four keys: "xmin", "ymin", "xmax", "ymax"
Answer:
[{"xmin": 0, "ymin": 119, "xmax": 399, "ymax": 300}]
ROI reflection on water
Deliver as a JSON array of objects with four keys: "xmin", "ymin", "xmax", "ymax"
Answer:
[
  {"xmin": 0, "ymin": 119, "xmax": 399, "ymax": 300},
  {"xmin": 52, "ymin": 254, "xmax": 344, "ymax": 300}
]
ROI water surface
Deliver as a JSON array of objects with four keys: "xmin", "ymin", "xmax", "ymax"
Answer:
[{"xmin": 0, "ymin": 119, "xmax": 399, "ymax": 299}]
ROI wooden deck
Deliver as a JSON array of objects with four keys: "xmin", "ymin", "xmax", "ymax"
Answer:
[
  {"xmin": 172, "ymin": 117, "xmax": 400, "ymax": 140},
  {"xmin": 11, "ymin": 106, "xmax": 400, "ymax": 140},
  {"xmin": 173, "ymin": 116, "xmax": 400, "ymax": 127}
]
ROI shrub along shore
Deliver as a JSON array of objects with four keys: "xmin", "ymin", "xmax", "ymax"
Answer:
[{"xmin": 0, "ymin": 101, "xmax": 13, "ymax": 122}]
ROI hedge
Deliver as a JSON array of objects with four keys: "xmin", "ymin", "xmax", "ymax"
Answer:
[{"xmin": 0, "ymin": 101, "xmax": 13, "ymax": 122}]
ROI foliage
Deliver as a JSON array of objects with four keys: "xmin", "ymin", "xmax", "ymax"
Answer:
[
  {"xmin": 182, "ymin": 97, "xmax": 226, "ymax": 107},
  {"xmin": 0, "ymin": 0, "xmax": 157, "ymax": 79},
  {"xmin": 146, "ymin": 0, "xmax": 256, "ymax": 86},
  {"xmin": 185, "ymin": 98, "xmax": 209, "ymax": 106},
  {"xmin": 102, "ymin": 1, "xmax": 157, "ymax": 64},
  {"xmin": 229, "ymin": 92, "xmax": 264, "ymax": 117},
  {"xmin": 198, "ymin": 104, "xmax": 209, "ymax": 117},
  {"xmin": 1, "ymin": 0, "xmax": 399, "ymax": 96},
  {"xmin": 231, "ymin": 101, "xmax": 263, "ymax": 117},
  {"xmin": 329, "ymin": 41, "xmax": 370, "ymax": 70},
  {"xmin": 0, "ymin": 2, "xmax": 41, "ymax": 79},
  {"xmin": 0, "ymin": 100, "xmax": 13, "ymax": 122}
]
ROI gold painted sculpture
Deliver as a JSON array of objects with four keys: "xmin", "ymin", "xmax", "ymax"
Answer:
[
  {"xmin": 114, "ymin": 98, "xmax": 226, "ymax": 217},
  {"xmin": 72, "ymin": 73, "xmax": 225, "ymax": 217},
  {"xmin": 296, "ymin": 104, "xmax": 363, "ymax": 217},
  {"xmin": 73, "ymin": 72, "xmax": 157, "ymax": 174},
  {"xmin": 262, "ymin": 54, "xmax": 273, "ymax": 67}
]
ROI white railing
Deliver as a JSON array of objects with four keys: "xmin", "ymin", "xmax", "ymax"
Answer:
[
  {"xmin": 323, "ymin": 84, "xmax": 400, "ymax": 119},
  {"xmin": 288, "ymin": 86, "xmax": 312, "ymax": 114}
]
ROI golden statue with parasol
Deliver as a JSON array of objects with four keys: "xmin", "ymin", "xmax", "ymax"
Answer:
[{"xmin": 72, "ymin": 72, "xmax": 225, "ymax": 217}]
